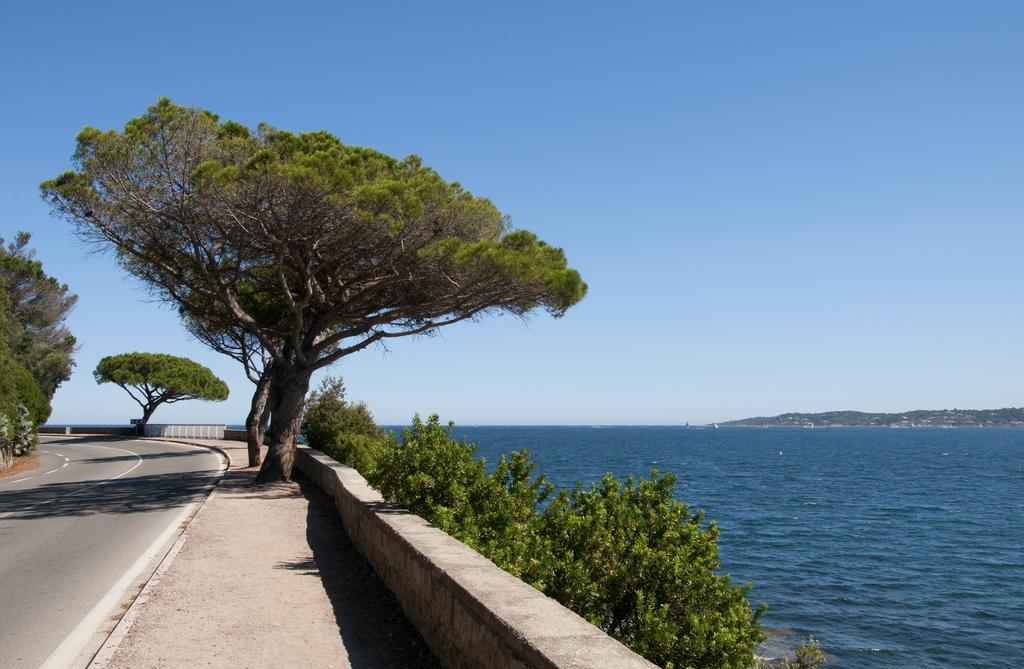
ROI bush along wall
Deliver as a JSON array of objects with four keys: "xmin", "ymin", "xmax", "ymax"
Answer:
[{"xmin": 303, "ymin": 406, "xmax": 783, "ymax": 669}]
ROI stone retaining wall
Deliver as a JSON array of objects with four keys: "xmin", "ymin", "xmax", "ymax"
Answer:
[
  {"xmin": 38, "ymin": 426, "xmax": 72, "ymax": 435},
  {"xmin": 294, "ymin": 444, "xmax": 656, "ymax": 669},
  {"xmin": 69, "ymin": 426, "xmax": 135, "ymax": 435}
]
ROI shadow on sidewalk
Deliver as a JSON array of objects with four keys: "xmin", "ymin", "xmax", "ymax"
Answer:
[{"xmin": 275, "ymin": 473, "xmax": 441, "ymax": 669}]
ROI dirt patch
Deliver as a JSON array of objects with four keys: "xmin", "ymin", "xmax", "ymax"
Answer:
[{"xmin": 0, "ymin": 452, "xmax": 40, "ymax": 478}]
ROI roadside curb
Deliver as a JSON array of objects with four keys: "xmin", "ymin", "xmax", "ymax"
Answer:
[{"xmin": 86, "ymin": 441, "xmax": 230, "ymax": 668}]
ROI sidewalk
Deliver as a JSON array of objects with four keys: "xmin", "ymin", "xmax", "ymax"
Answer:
[{"xmin": 102, "ymin": 439, "xmax": 439, "ymax": 668}]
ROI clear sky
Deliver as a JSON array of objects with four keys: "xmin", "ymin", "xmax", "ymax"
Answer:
[{"xmin": 2, "ymin": 2, "xmax": 1022, "ymax": 425}]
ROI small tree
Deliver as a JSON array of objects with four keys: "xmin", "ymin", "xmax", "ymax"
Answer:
[
  {"xmin": 0, "ymin": 232, "xmax": 78, "ymax": 398},
  {"xmin": 301, "ymin": 377, "xmax": 384, "ymax": 472},
  {"xmin": 94, "ymin": 352, "xmax": 229, "ymax": 427}
]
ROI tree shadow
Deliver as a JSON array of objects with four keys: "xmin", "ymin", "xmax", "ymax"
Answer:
[
  {"xmin": 0, "ymin": 469, "xmax": 221, "ymax": 520},
  {"xmin": 38, "ymin": 435, "xmax": 136, "ymax": 446},
  {"xmin": 275, "ymin": 473, "xmax": 440, "ymax": 669},
  {"xmin": 60, "ymin": 450, "xmax": 208, "ymax": 465}
]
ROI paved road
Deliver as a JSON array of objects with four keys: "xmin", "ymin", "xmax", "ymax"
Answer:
[{"xmin": 0, "ymin": 436, "xmax": 224, "ymax": 669}]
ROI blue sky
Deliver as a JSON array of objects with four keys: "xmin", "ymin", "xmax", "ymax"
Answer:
[{"xmin": 2, "ymin": 2, "xmax": 1022, "ymax": 425}]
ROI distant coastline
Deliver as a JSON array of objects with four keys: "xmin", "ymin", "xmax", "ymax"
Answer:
[{"xmin": 720, "ymin": 407, "xmax": 1024, "ymax": 428}]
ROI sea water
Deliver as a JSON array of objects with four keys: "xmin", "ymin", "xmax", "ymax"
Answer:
[{"xmin": 428, "ymin": 426, "xmax": 1024, "ymax": 669}]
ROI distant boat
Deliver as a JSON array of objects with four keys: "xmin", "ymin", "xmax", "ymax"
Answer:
[{"xmin": 713, "ymin": 423, "xmax": 719, "ymax": 429}]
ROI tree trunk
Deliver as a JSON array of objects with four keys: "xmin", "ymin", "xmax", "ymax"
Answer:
[
  {"xmin": 254, "ymin": 367, "xmax": 311, "ymax": 483},
  {"xmin": 245, "ymin": 371, "xmax": 272, "ymax": 467},
  {"xmin": 136, "ymin": 404, "xmax": 157, "ymax": 436},
  {"xmin": 258, "ymin": 394, "xmax": 271, "ymax": 437}
]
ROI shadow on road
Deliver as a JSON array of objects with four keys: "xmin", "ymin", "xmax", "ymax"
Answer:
[
  {"xmin": 38, "ymin": 435, "xmax": 137, "ymax": 446},
  {"xmin": 62, "ymin": 450, "xmax": 206, "ymax": 465},
  {"xmin": 273, "ymin": 473, "xmax": 440, "ymax": 669},
  {"xmin": 0, "ymin": 470, "xmax": 221, "ymax": 520}
]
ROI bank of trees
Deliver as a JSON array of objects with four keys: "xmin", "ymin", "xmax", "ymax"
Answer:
[
  {"xmin": 0, "ymin": 232, "xmax": 77, "ymax": 467},
  {"xmin": 43, "ymin": 98, "xmax": 586, "ymax": 482},
  {"xmin": 94, "ymin": 352, "xmax": 229, "ymax": 428}
]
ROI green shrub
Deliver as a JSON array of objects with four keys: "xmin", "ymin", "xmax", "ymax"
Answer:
[
  {"xmin": 9, "ymin": 405, "xmax": 35, "ymax": 455},
  {"xmin": 0, "ymin": 403, "xmax": 36, "ymax": 464},
  {"xmin": 530, "ymin": 473, "xmax": 765, "ymax": 669},
  {"xmin": 756, "ymin": 636, "xmax": 827, "ymax": 669},
  {"xmin": 366, "ymin": 414, "xmax": 769, "ymax": 669},
  {"xmin": 0, "ymin": 413, "xmax": 10, "ymax": 469},
  {"xmin": 303, "ymin": 405, "xmax": 822, "ymax": 669},
  {"xmin": 302, "ymin": 377, "xmax": 385, "ymax": 471},
  {"xmin": 369, "ymin": 415, "xmax": 552, "ymax": 570},
  {"xmin": 0, "ymin": 354, "xmax": 50, "ymax": 425}
]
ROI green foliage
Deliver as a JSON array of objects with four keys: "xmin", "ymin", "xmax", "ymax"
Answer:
[
  {"xmin": 0, "ymin": 413, "xmax": 8, "ymax": 469},
  {"xmin": 0, "ymin": 232, "xmax": 77, "ymax": 399},
  {"xmin": 43, "ymin": 98, "xmax": 587, "ymax": 482},
  {"xmin": 0, "ymin": 352, "xmax": 49, "ymax": 425},
  {"xmin": 526, "ymin": 473, "xmax": 765, "ymax": 669},
  {"xmin": 95, "ymin": 352, "xmax": 229, "ymax": 400},
  {"xmin": 791, "ymin": 636, "xmax": 826, "ymax": 668},
  {"xmin": 41, "ymin": 98, "xmax": 587, "ymax": 336},
  {"xmin": 10, "ymin": 364, "xmax": 48, "ymax": 426},
  {"xmin": 362, "ymin": 414, "xmax": 766, "ymax": 669},
  {"xmin": 0, "ymin": 404, "xmax": 37, "ymax": 465},
  {"xmin": 0, "ymin": 233, "xmax": 70, "ymax": 431},
  {"xmin": 10, "ymin": 405, "xmax": 35, "ymax": 455},
  {"xmin": 369, "ymin": 416, "xmax": 552, "ymax": 567},
  {"xmin": 301, "ymin": 377, "xmax": 384, "ymax": 472},
  {"xmin": 756, "ymin": 636, "xmax": 827, "ymax": 669},
  {"xmin": 94, "ymin": 352, "xmax": 228, "ymax": 422}
]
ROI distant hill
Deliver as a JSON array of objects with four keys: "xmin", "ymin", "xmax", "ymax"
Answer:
[{"xmin": 720, "ymin": 408, "xmax": 1024, "ymax": 427}]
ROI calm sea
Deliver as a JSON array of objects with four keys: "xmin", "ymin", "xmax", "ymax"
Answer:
[{"xmin": 419, "ymin": 426, "xmax": 1024, "ymax": 669}]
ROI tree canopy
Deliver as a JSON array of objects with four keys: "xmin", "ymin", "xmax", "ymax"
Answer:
[
  {"xmin": 43, "ymin": 98, "xmax": 586, "ymax": 481},
  {"xmin": 0, "ymin": 232, "xmax": 77, "ymax": 400},
  {"xmin": 0, "ymin": 232, "xmax": 75, "ymax": 443},
  {"xmin": 94, "ymin": 352, "xmax": 229, "ymax": 424}
]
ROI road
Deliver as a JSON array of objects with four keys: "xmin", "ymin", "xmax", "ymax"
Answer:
[{"xmin": 0, "ymin": 436, "xmax": 224, "ymax": 669}]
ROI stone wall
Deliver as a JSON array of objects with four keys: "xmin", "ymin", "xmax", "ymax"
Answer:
[
  {"xmin": 69, "ymin": 426, "xmax": 135, "ymax": 435},
  {"xmin": 294, "ymin": 445, "xmax": 656, "ymax": 669},
  {"xmin": 38, "ymin": 426, "xmax": 72, "ymax": 435}
]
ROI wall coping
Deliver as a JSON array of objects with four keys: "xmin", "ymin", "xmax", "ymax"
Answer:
[{"xmin": 294, "ymin": 444, "xmax": 656, "ymax": 669}]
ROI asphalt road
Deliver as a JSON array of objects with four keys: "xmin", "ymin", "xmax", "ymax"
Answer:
[{"xmin": 0, "ymin": 436, "xmax": 224, "ymax": 669}]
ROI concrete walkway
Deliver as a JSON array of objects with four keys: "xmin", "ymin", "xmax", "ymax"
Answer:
[{"xmin": 102, "ymin": 439, "xmax": 439, "ymax": 669}]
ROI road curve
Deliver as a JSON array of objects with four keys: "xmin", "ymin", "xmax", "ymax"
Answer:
[{"xmin": 0, "ymin": 436, "xmax": 224, "ymax": 669}]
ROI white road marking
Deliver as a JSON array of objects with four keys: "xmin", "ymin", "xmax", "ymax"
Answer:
[
  {"xmin": 0, "ymin": 449, "xmax": 70, "ymax": 487},
  {"xmin": 0, "ymin": 444, "xmax": 144, "ymax": 518},
  {"xmin": 61, "ymin": 463, "xmax": 69, "ymax": 468},
  {"xmin": 38, "ymin": 498, "xmax": 201, "ymax": 669},
  {"xmin": 88, "ymin": 444, "xmax": 145, "ymax": 481}
]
